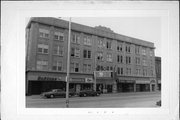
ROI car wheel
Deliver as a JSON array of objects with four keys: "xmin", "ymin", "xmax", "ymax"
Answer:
[
  {"xmin": 83, "ymin": 94, "xmax": 87, "ymax": 97},
  {"xmin": 50, "ymin": 94, "xmax": 54, "ymax": 98}
]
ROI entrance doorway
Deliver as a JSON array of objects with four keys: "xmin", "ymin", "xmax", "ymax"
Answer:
[{"xmin": 107, "ymin": 85, "xmax": 113, "ymax": 93}]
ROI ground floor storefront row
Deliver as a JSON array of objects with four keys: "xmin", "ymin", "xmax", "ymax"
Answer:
[{"xmin": 26, "ymin": 71, "xmax": 157, "ymax": 95}]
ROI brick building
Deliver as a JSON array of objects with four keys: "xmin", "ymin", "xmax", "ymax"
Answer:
[
  {"xmin": 155, "ymin": 57, "xmax": 161, "ymax": 90},
  {"xmin": 26, "ymin": 17, "xmax": 156, "ymax": 95}
]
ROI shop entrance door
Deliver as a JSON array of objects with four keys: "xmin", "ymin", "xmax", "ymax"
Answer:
[{"xmin": 107, "ymin": 85, "xmax": 112, "ymax": 93}]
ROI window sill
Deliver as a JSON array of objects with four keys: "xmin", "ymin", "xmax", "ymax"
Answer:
[
  {"xmin": 37, "ymin": 52, "xmax": 49, "ymax": 55},
  {"xmin": 53, "ymin": 54, "xmax": 63, "ymax": 57},
  {"xmin": 54, "ymin": 39, "xmax": 64, "ymax": 42}
]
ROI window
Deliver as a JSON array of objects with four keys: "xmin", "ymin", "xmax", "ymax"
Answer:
[
  {"xmin": 106, "ymin": 40, "xmax": 112, "ymax": 49},
  {"xmin": 96, "ymin": 65, "xmax": 104, "ymax": 71},
  {"xmin": 39, "ymin": 28, "xmax": 49, "ymax": 38},
  {"xmin": 142, "ymin": 48, "xmax": 146, "ymax": 55},
  {"xmin": 52, "ymin": 61, "xmax": 63, "ymax": 71},
  {"xmin": 37, "ymin": 44, "xmax": 49, "ymax": 54},
  {"xmin": 143, "ymin": 69, "xmax": 148, "ymax": 76},
  {"xmin": 136, "ymin": 68, "xmax": 141, "ymax": 76},
  {"xmin": 117, "ymin": 67, "xmax": 123, "ymax": 75},
  {"xmin": 53, "ymin": 45, "xmax": 63, "ymax": 56},
  {"xmin": 107, "ymin": 53, "xmax": 113, "ymax": 62},
  {"xmin": 83, "ymin": 64, "xmax": 91, "ymax": 73},
  {"xmin": 84, "ymin": 36, "xmax": 92, "ymax": 46},
  {"xmin": 126, "ymin": 68, "xmax": 131, "ymax": 75},
  {"xmin": 117, "ymin": 55, "xmax": 123, "ymax": 63},
  {"xmin": 125, "ymin": 44, "xmax": 131, "ymax": 53},
  {"xmin": 71, "ymin": 62, "xmax": 79, "ymax": 72},
  {"xmin": 135, "ymin": 46, "xmax": 140, "ymax": 55},
  {"xmin": 142, "ymin": 58, "xmax": 147, "ymax": 66},
  {"xmin": 97, "ymin": 52, "xmax": 103, "ymax": 61},
  {"xmin": 150, "ymin": 69, "xmax": 154, "ymax": 76},
  {"xmin": 54, "ymin": 31, "xmax": 64, "ymax": 41},
  {"xmin": 71, "ymin": 48, "xmax": 80, "ymax": 58},
  {"xmin": 126, "ymin": 56, "xmax": 131, "ymax": 64},
  {"xmin": 36, "ymin": 60, "xmax": 48, "ymax": 70},
  {"xmin": 150, "ymin": 50, "xmax": 153, "ymax": 56},
  {"xmin": 117, "ymin": 43, "xmax": 123, "ymax": 52},
  {"xmin": 98, "ymin": 38, "xmax": 105, "ymax": 48},
  {"xmin": 72, "ymin": 34, "xmax": 80, "ymax": 44},
  {"xmin": 135, "ymin": 57, "xmax": 141, "ymax": 65},
  {"xmin": 83, "ymin": 50, "xmax": 91, "ymax": 59}
]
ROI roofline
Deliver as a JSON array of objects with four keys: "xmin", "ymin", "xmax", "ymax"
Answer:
[{"xmin": 27, "ymin": 17, "xmax": 155, "ymax": 49}]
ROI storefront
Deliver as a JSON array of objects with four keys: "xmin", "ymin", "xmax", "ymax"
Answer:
[
  {"xmin": 157, "ymin": 79, "xmax": 161, "ymax": 91},
  {"xmin": 116, "ymin": 77, "xmax": 155, "ymax": 92},
  {"xmin": 136, "ymin": 80, "xmax": 150, "ymax": 92},
  {"xmin": 94, "ymin": 71, "xmax": 116, "ymax": 93},
  {"xmin": 117, "ymin": 80, "xmax": 135, "ymax": 92},
  {"xmin": 69, "ymin": 77, "xmax": 94, "ymax": 93},
  {"xmin": 26, "ymin": 71, "xmax": 94, "ymax": 95}
]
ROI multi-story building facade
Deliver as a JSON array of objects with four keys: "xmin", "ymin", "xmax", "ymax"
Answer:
[
  {"xmin": 26, "ymin": 17, "xmax": 156, "ymax": 95},
  {"xmin": 155, "ymin": 57, "xmax": 161, "ymax": 91}
]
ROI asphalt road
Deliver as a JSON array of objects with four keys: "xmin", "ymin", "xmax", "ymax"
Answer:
[{"xmin": 26, "ymin": 92, "xmax": 161, "ymax": 108}]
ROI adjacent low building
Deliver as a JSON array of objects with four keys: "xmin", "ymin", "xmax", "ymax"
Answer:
[
  {"xmin": 155, "ymin": 57, "xmax": 161, "ymax": 91},
  {"xmin": 26, "ymin": 17, "xmax": 156, "ymax": 95}
]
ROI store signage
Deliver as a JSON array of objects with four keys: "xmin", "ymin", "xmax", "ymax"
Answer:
[
  {"xmin": 85, "ymin": 78, "xmax": 93, "ymax": 83},
  {"xmin": 70, "ymin": 78, "xmax": 84, "ymax": 82},
  {"xmin": 150, "ymin": 80, "xmax": 156, "ymax": 84},
  {"xmin": 37, "ymin": 76, "xmax": 61, "ymax": 81},
  {"xmin": 118, "ymin": 80, "xmax": 135, "ymax": 83},
  {"xmin": 136, "ymin": 80, "xmax": 150, "ymax": 84},
  {"xmin": 94, "ymin": 71, "xmax": 112, "ymax": 78}
]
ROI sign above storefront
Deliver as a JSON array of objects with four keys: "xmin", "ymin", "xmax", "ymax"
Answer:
[
  {"xmin": 94, "ymin": 71, "xmax": 113, "ymax": 78},
  {"xmin": 85, "ymin": 78, "xmax": 93, "ymax": 83},
  {"xmin": 37, "ymin": 76, "xmax": 62, "ymax": 81},
  {"xmin": 118, "ymin": 80, "xmax": 135, "ymax": 83}
]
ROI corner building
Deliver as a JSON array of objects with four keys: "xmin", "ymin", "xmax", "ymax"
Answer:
[{"xmin": 26, "ymin": 17, "xmax": 156, "ymax": 95}]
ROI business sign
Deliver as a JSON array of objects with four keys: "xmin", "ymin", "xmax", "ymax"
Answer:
[
  {"xmin": 136, "ymin": 80, "xmax": 150, "ymax": 84},
  {"xmin": 37, "ymin": 76, "xmax": 62, "ymax": 81},
  {"xmin": 85, "ymin": 78, "xmax": 93, "ymax": 83},
  {"xmin": 94, "ymin": 71, "xmax": 113, "ymax": 78}
]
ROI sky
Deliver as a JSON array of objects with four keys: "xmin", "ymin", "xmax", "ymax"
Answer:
[{"xmin": 61, "ymin": 17, "xmax": 161, "ymax": 57}]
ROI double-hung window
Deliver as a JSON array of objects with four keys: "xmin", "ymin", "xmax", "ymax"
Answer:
[
  {"xmin": 72, "ymin": 34, "xmax": 80, "ymax": 44},
  {"xmin": 54, "ymin": 31, "xmax": 64, "ymax": 41},
  {"xmin": 52, "ymin": 61, "xmax": 63, "ymax": 71},
  {"xmin": 125, "ymin": 44, "xmax": 131, "ymax": 53},
  {"xmin": 106, "ymin": 40, "xmax": 112, "ymax": 50},
  {"xmin": 39, "ymin": 28, "xmax": 49, "ymax": 39},
  {"xmin": 71, "ymin": 48, "xmax": 80, "ymax": 58},
  {"xmin": 37, "ymin": 44, "xmax": 49, "ymax": 54},
  {"xmin": 71, "ymin": 62, "xmax": 79, "ymax": 72},
  {"xmin": 142, "ymin": 48, "xmax": 146, "ymax": 55},
  {"xmin": 36, "ymin": 60, "xmax": 48, "ymax": 70},
  {"xmin": 126, "ymin": 56, "xmax": 131, "ymax": 64},
  {"xmin": 84, "ymin": 36, "xmax": 92, "ymax": 46},
  {"xmin": 53, "ymin": 45, "xmax": 63, "ymax": 56},
  {"xmin": 97, "ymin": 52, "xmax": 103, "ymax": 61},
  {"xmin": 83, "ymin": 50, "xmax": 91, "ymax": 59},
  {"xmin": 107, "ymin": 53, "xmax": 113, "ymax": 62}
]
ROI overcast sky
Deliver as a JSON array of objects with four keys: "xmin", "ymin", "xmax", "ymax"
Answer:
[{"xmin": 61, "ymin": 17, "xmax": 161, "ymax": 57}]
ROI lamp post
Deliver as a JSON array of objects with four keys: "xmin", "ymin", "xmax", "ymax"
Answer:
[{"xmin": 66, "ymin": 17, "xmax": 71, "ymax": 108}]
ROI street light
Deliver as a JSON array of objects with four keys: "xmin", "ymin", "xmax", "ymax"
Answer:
[{"xmin": 66, "ymin": 17, "xmax": 71, "ymax": 108}]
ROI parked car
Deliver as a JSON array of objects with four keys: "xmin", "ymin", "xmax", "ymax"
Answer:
[
  {"xmin": 79, "ymin": 90, "xmax": 101, "ymax": 97},
  {"xmin": 156, "ymin": 100, "xmax": 161, "ymax": 106},
  {"xmin": 41, "ymin": 89, "xmax": 76, "ymax": 98}
]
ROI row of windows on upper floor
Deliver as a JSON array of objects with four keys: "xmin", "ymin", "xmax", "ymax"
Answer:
[
  {"xmin": 38, "ymin": 28, "xmax": 154, "ymax": 56},
  {"xmin": 36, "ymin": 60, "xmax": 154, "ymax": 77},
  {"xmin": 37, "ymin": 44, "xmax": 154, "ymax": 66}
]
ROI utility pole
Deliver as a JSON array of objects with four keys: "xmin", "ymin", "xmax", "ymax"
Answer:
[{"xmin": 66, "ymin": 17, "xmax": 71, "ymax": 108}]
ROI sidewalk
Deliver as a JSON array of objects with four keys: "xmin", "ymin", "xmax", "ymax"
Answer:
[{"xmin": 26, "ymin": 91, "xmax": 161, "ymax": 99}]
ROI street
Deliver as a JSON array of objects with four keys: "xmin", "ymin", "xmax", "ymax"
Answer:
[{"xmin": 26, "ymin": 91, "xmax": 161, "ymax": 108}]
